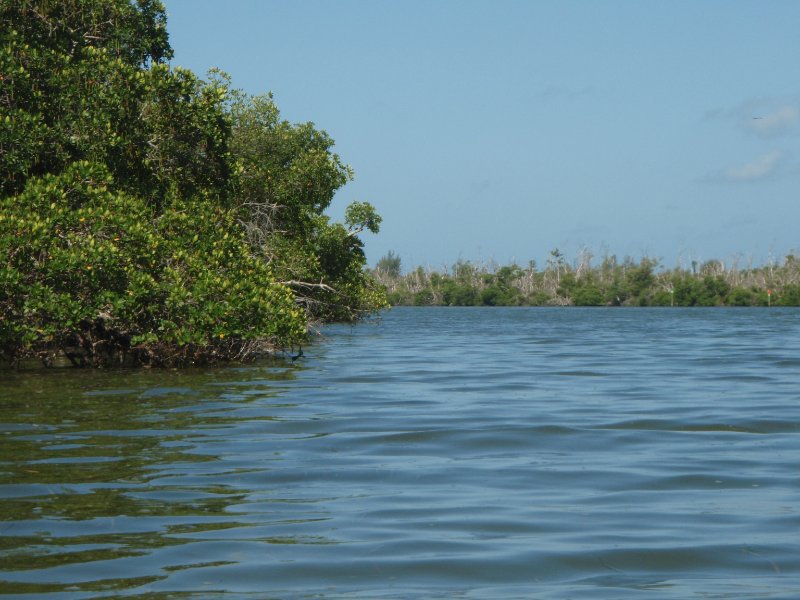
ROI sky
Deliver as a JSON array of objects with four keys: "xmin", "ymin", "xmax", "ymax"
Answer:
[{"xmin": 163, "ymin": 0, "xmax": 800, "ymax": 271}]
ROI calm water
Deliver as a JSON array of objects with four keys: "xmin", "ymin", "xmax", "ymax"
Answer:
[{"xmin": 2, "ymin": 307, "xmax": 800, "ymax": 599}]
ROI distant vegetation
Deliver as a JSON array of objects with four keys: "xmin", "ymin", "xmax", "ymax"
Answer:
[
  {"xmin": 0, "ymin": 0, "xmax": 385, "ymax": 367},
  {"xmin": 374, "ymin": 249, "xmax": 800, "ymax": 307}
]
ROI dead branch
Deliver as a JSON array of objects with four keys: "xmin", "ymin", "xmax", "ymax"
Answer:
[{"xmin": 280, "ymin": 280, "xmax": 336, "ymax": 293}]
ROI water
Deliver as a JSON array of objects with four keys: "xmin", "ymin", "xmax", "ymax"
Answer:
[{"xmin": 2, "ymin": 307, "xmax": 800, "ymax": 598}]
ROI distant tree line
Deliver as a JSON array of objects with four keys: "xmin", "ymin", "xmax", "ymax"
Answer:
[{"xmin": 374, "ymin": 249, "xmax": 800, "ymax": 307}]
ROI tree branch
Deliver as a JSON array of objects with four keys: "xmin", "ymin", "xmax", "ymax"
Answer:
[{"xmin": 279, "ymin": 280, "xmax": 336, "ymax": 293}]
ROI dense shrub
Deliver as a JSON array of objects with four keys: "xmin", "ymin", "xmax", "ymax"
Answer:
[
  {"xmin": 0, "ymin": 162, "xmax": 305, "ymax": 366},
  {"xmin": 0, "ymin": 0, "xmax": 385, "ymax": 366},
  {"xmin": 373, "ymin": 252, "xmax": 800, "ymax": 308}
]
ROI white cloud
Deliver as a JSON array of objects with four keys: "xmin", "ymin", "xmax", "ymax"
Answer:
[
  {"xmin": 722, "ymin": 150, "xmax": 783, "ymax": 182},
  {"xmin": 705, "ymin": 96, "xmax": 800, "ymax": 138},
  {"xmin": 744, "ymin": 105, "xmax": 798, "ymax": 137}
]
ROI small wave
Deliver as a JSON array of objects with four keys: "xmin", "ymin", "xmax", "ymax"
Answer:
[
  {"xmin": 553, "ymin": 370, "xmax": 608, "ymax": 377},
  {"xmin": 598, "ymin": 419, "xmax": 800, "ymax": 434}
]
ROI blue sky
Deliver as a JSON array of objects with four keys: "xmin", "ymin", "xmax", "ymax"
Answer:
[{"xmin": 163, "ymin": 0, "xmax": 799, "ymax": 271}]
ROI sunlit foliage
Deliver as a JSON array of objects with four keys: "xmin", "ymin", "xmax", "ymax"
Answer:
[{"xmin": 0, "ymin": 0, "xmax": 383, "ymax": 366}]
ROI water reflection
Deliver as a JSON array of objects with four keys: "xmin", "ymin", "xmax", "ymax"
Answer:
[
  {"xmin": 2, "ymin": 309, "xmax": 800, "ymax": 598},
  {"xmin": 0, "ymin": 362, "xmax": 340, "ymax": 596}
]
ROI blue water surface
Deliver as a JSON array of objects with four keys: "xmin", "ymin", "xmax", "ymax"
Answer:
[{"xmin": 2, "ymin": 307, "xmax": 800, "ymax": 598}]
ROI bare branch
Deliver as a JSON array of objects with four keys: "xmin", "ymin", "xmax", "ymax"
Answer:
[{"xmin": 279, "ymin": 280, "xmax": 336, "ymax": 293}]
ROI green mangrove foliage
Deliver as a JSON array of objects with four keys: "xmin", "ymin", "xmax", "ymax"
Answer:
[
  {"xmin": 375, "ymin": 250, "xmax": 800, "ymax": 307},
  {"xmin": 228, "ymin": 89, "xmax": 385, "ymax": 322},
  {"xmin": 0, "ymin": 0, "xmax": 384, "ymax": 367}
]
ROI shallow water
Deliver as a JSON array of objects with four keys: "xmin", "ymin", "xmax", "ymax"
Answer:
[{"xmin": 2, "ymin": 307, "xmax": 800, "ymax": 598}]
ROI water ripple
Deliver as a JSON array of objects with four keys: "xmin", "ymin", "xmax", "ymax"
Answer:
[{"xmin": 2, "ymin": 308, "xmax": 800, "ymax": 597}]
